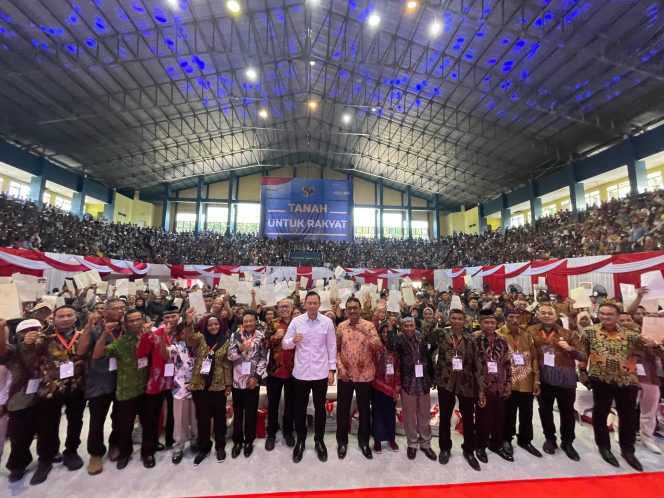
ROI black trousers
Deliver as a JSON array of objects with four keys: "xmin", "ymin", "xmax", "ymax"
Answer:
[
  {"xmin": 232, "ymin": 388, "xmax": 260, "ymax": 445},
  {"xmin": 193, "ymin": 390, "xmax": 227, "ymax": 453},
  {"xmin": 6, "ymin": 406, "xmax": 38, "ymax": 473},
  {"xmin": 114, "ymin": 394, "xmax": 145, "ymax": 460},
  {"xmin": 476, "ymin": 393, "xmax": 506, "ymax": 451},
  {"xmin": 266, "ymin": 375, "xmax": 295, "ymax": 438},
  {"xmin": 294, "ymin": 377, "xmax": 328, "ymax": 443},
  {"xmin": 87, "ymin": 393, "xmax": 119, "ymax": 457},
  {"xmin": 504, "ymin": 391, "xmax": 534, "ymax": 445},
  {"xmin": 591, "ymin": 380, "xmax": 639, "ymax": 453},
  {"xmin": 537, "ymin": 382, "xmax": 576, "ymax": 443},
  {"xmin": 164, "ymin": 389, "xmax": 174, "ymax": 446},
  {"xmin": 336, "ymin": 380, "xmax": 372, "ymax": 446},
  {"xmin": 141, "ymin": 391, "xmax": 166, "ymax": 458},
  {"xmin": 438, "ymin": 389, "xmax": 476, "ymax": 453},
  {"xmin": 36, "ymin": 390, "xmax": 86, "ymax": 463}
]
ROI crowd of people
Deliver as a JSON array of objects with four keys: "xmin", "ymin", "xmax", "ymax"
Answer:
[
  {"xmin": 1, "ymin": 188, "xmax": 663, "ymax": 268},
  {"xmin": 0, "ymin": 280, "xmax": 662, "ymax": 487}
]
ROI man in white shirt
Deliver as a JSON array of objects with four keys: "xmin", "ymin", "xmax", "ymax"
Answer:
[{"xmin": 282, "ymin": 291, "xmax": 336, "ymax": 463}]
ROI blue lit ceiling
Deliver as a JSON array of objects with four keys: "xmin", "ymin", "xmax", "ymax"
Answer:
[{"xmin": 0, "ymin": 0, "xmax": 663, "ymax": 204}]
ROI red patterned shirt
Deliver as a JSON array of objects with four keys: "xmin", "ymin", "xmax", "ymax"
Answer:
[
  {"xmin": 336, "ymin": 318, "xmax": 383, "ymax": 383},
  {"xmin": 136, "ymin": 326, "xmax": 174, "ymax": 395}
]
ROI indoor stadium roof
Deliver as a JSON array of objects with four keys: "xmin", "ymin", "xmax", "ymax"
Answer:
[{"xmin": 1, "ymin": 0, "xmax": 663, "ymax": 204}]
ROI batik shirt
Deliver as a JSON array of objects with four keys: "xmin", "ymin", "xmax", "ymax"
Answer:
[
  {"xmin": 105, "ymin": 333, "xmax": 148, "ymax": 401},
  {"xmin": 473, "ymin": 331, "xmax": 512, "ymax": 398},
  {"xmin": 386, "ymin": 329, "xmax": 432, "ymax": 396},
  {"xmin": 227, "ymin": 322, "xmax": 268, "ymax": 389},
  {"xmin": 168, "ymin": 337, "xmax": 195, "ymax": 400},
  {"xmin": 336, "ymin": 318, "xmax": 382, "ymax": 383}
]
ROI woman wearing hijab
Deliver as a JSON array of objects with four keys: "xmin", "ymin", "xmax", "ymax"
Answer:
[
  {"xmin": 575, "ymin": 311, "xmax": 593, "ymax": 340},
  {"xmin": 372, "ymin": 321, "xmax": 401, "ymax": 453},
  {"xmin": 182, "ymin": 309, "xmax": 232, "ymax": 466}
]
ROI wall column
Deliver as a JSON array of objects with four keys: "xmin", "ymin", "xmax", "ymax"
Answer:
[
  {"xmin": 161, "ymin": 184, "xmax": 171, "ymax": 230},
  {"xmin": 500, "ymin": 194, "xmax": 510, "ymax": 232},
  {"xmin": 194, "ymin": 175, "xmax": 204, "ymax": 235},
  {"xmin": 29, "ymin": 175, "xmax": 46, "ymax": 208},
  {"xmin": 628, "ymin": 158, "xmax": 648, "ymax": 196}
]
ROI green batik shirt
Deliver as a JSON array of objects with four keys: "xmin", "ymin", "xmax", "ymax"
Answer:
[{"xmin": 104, "ymin": 333, "xmax": 148, "ymax": 401}]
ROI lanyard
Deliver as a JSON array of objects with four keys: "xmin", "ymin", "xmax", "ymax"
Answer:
[
  {"xmin": 541, "ymin": 329, "xmax": 557, "ymax": 342},
  {"xmin": 407, "ymin": 336, "xmax": 421, "ymax": 364},
  {"xmin": 242, "ymin": 331, "xmax": 257, "ymax": 350},
  {"xmin": 56, "ymin": 331, "xmax": 78, "ymax": 351},
  {"xmin": 452, "ymin": 333, "xmax": 462, "ymax": 356},
  {"xmin": 485, "ymin": 336, "xmax": 496, "ymax": 360},
  {"xmin": 207, "ymin": 342, "xmax": 219, "ymax": 356}
]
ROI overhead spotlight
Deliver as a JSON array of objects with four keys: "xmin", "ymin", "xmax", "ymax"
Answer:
[
  {"xmin": 308, "ymin": 100, "xmax": 318, "ymax": 110},
  {"xmin": 226, "ymin": 1, "xmax": 241, "ymax": 13},
  {"xmin": 406, "ymin": 1, "xmax": 418, "ymax": 10},
  {"xmin": 259, "ymin": 109, "xmax": 268, "ymax": 119},
  {"xmin": 246, "ymin": 68, "xmax": 257, "ymax": 80},
  {"xmin": 166, "ymin": 0, "xmax": 179, "ymax": 8},
  {"xmin": 429, "ymin": 18, "xmax": 443, "ymax": 36},
  {"xmin": 309, "ymin": 60, "xmax": 316, "ymax": 66},
  {"xmin": 371, "ymin": 107, "xmax": 377, "ymax": 112},
  {"xmin": 342, "ymin": 113, "xmax": 352, "ymax": 124},
  {"xmin": 367, "ymin": 12, "xmax": 380, "ymax": 27}
]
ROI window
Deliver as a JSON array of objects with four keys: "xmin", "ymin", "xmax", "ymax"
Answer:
[
  {"xmin": 236, "ymin": 203, "xmax": 260, "ymax": 234},
  {"xmin": 647, "ymin": 172, "xmax": 663, "ymax": 191},
  {"xmin": 54, "ymin": 196, "xmax": 72, "ymax": 211},
  {"xmin": 8, "ymin": 181, "xmax": 30, "ymax": 200},
  {"xmin": 383, "ymin": 212, "xmax": 404, "ymax": 239},
  {"xmin": 354, "ymin": 207, "xmax": 376, "ymax": 238},
  {"xmin": 42, "ymin": 192, "xmax": 51, "ymax": 206},
  {"xmin": 542, "ymin": 204, "xmax": 557, "ymax": 217},
  {"xmin": 206, "ymin": 206, "xmax": 228, "ymax": 233},
  {"xmin": 584, "ymin": 190, "xmax": 600, "ymax": 207},
  {"xmin": 411, "ymin": 220, "xmax": 429, "ymax": 238},
  {"xmin": 607, "ymin": 181, "xmax": 630, "ymax": 200},
  {"xmin": 175, "ymin": 212, "xmax": 197, "ymax": 232},
  {"xmin": 559, "ymin": 199, "xmax": 571, "ymax": 211},
  {"xmin": 510, "ymin": 213, "xmax": 525, "ymax": 227}
]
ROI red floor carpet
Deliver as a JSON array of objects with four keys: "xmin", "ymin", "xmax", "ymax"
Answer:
[{"xmin": 198, "ymin": 472, "xmax": 664, "ymax": 498}]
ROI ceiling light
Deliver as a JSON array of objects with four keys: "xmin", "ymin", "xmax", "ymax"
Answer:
[
  {"xmin": 367, "ymin": 13, "xmax": 380, "ymax": 27},
  {"xmin": 246, "ymin": 68, "xmax": 257, "ymax": 80},
  {"xmin": 371, "ymin": 107, "xmax": 377, "ymax": 112},
  {"xmin": 308, "ymin": 100, "xmax": 318, "ymax": 110},
  {"xmin": 226, "ymin": 1, "xmax": 241, "ymax": 13},
  {"xmin": 259, "ymin": 109, "xmax": 268, "ymax": 119},
  {"xmin": 406, "ymin": 1, "xmax": 418, "ymax": 9},
  {"xmin": 342, "ymin": 113, "xmax": 352, "ymax": 124},
  {"xmin": 309, "ymin": 60, "xmax": 316, "ymax": 66},
  {"xmin": 429, "ymin": 19, "xmax": 442, "ymax": 36},
  {"xmin": 167, "ymin": 0, "xmax": 179, "ymax": 8}
]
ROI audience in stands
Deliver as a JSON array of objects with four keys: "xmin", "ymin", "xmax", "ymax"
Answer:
[{"xmin": 0, "ymin": 189, "xmax": 662, "ymax": 268}]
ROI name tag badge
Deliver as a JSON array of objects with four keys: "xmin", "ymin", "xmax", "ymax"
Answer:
[
  {"xmin": 200, "ymin": 358, "xmax": 212, "ymax": 375},
  {"xmin": 415, "ymin": 363, "xmax": 424, "ymax": 378},
  {"xmin": 386, "ymin": 363, "xmax": 395, "ymax": 375},
  {"xmin": 241, "ymin": 361, "xmax": 252, "ymax": 375},
  {"xmin": 26, "ymin": 378, "xmax": 40, "ymax": 395},
  {"xmin": 636, "ymin": 363, "xmax": 646, "ymax": 376},
  {"xmin": 138, "ymin": 357, "xmax": 148, "ymax": 369},
  {"xmin": 452, "ymin": 357, "xmax": 463, "ymax": 371},
  {"xmin": 108, "ymin": 357, "xmax": 118, "ymax": 371},
  {"xmin": 513, "ymin": 353, "xmax": 525, "ymax": 366},
  {"xmin": 544, "ymin": 352, "xmax": 555, "ymax": 367},
  {"xmin": 487, "ymin": 361, "xmax": 498, "ymax": 374},
  {"xmin": 59, "ymin": 361, "xmax": 74, "ymax": 380},
  {"xmin": 164, "ymin": 363, "xmax": 175, "ymax": 377}
]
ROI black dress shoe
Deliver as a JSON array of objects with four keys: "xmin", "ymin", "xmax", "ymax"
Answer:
[
  {"xmin": 503, "ymin": 441, "xmax": 514, "ymax": 456},
  {"xmin": 542, "ymin": 439, "xmax": 558, "ymax": 455},
  {"xmin": 243, "ymin": 443, "xmax": 253, "ymax": 458},
  {"xmin": 231, "ymin": 444, "xmax": 242, "ymax": 459},
  {"xmin": 421, "ymin": 447, "xmax": 436, "ymax": 461},
  {"xmin": 52, "ymin": 453, "xmax": 63, "ymax": 464},
  {"xmin": 621, "ymin": 452, "xmax": 643, "ymax": 472},
  {"xmin": 561, "ymin": 442, "xmax": 580, "ymax": 461},
  {"xmin": 193, "ymin": 451, "xmax": 209, "ymax": 466},
  {"xmin": 438, "ymin": 449, "xmax": 450, "ymax": 464},
  {"xmin": 143, "ymin": 455, "xmax": 156, "ymax": 469},
  {"xmin": 30, "ymin": 462, "xmax": 52, "ymax": 485},
  {"xmin": 8, "ymin": 470, "xmax": 24, "ymax": 483},
  {"xmin": 360, "ymin": 445, "xmax": 373, "ymax": 460},
  {"xmin": 407, "ymin": 447, "xmax": 417, "ymax": 460},
  {"xmin": 156, "ymin": 443, "xmax": 165, "ymax": 452},
  {"xmin": 315, "ymin": 440, "xmax": 328, "ymax": 462},
  {"xmin": 517, "ymin": 442, "xmax": 542, "ymax": 458},
  {"xmin": 172, "ymin": 452, "xmax": 183, "ymax": 465},
  {"xmin": 490, "ymin": 447, "xmax": 514, "ymax": 462},
  {"xmin": 62, "ymin": 452, "xmax": 84, "ymax": 471},
  {"xmin": 599, "ymin": 447, "xmax": 619, "ymax": 467},
  {"xmin": 216, "ymin": 448, "xmax": 226, "ymax": 462},
  {"xmin": 116, "ymin": 455, "xmax": 131, "ymax": 470},
  {"xmin": 265, "ymin": 436, "xmax": 276, "ymax": 452},
  {"xmin": 293, "ymin": 441, "xmax": 305, "ymax": 463},
  {"xmin": 284, "ymin": 433, "xmax": 296, "ymax": 447},
  {"xmin": 475, "ymin": 448, "xmax": 488, "ymax": 463},
  {"xmin": 337, "ymin": 444, "xmax": 347, "ymax": 459},
  {"xmin": 463, "ymin": 451, "xmax": 481, "ymax": 471}
]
